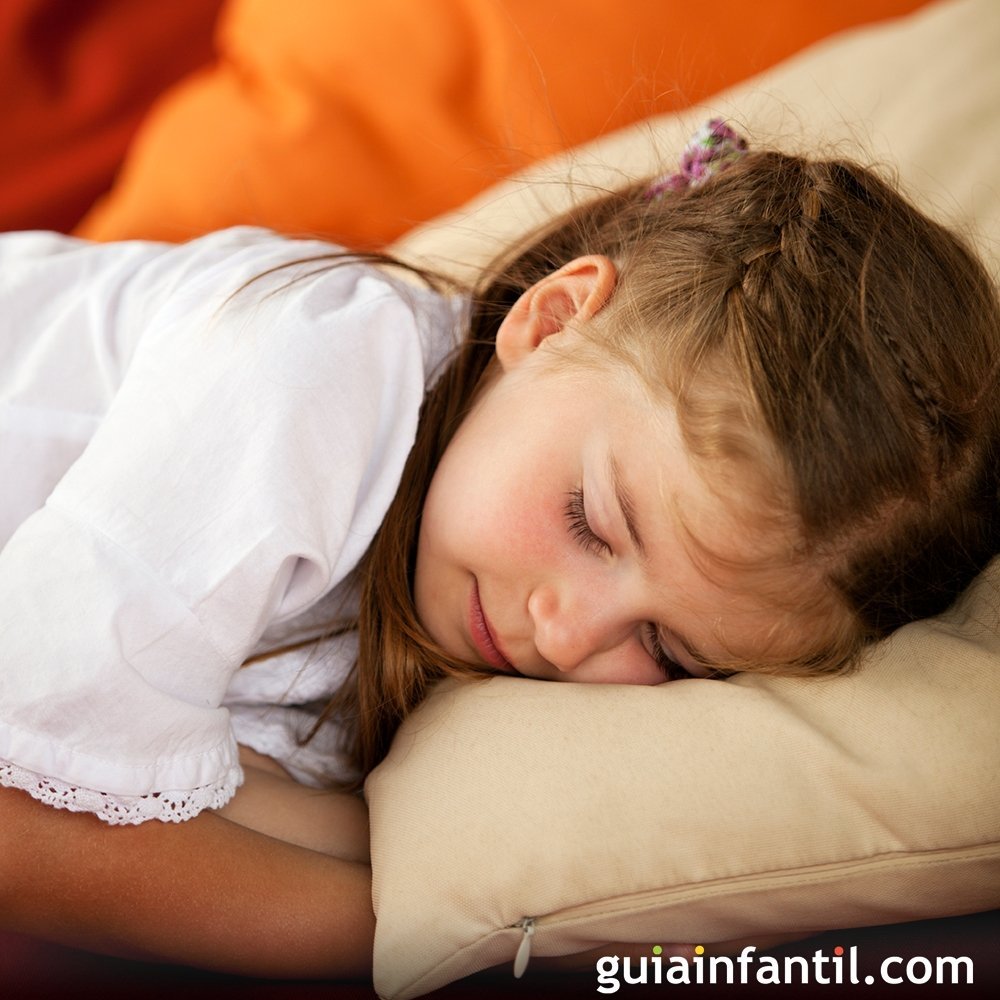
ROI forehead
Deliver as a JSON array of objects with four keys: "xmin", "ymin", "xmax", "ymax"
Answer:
[
  {"xmin": 609, "ymin": 380, "xmax": 774, "ymax": 572},
  {"xmin": 601, "ymin": 370, "xmax": 834, "ymax": 664}
]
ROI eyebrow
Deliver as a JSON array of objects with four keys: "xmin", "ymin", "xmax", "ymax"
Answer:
[
  {"xmin": 608, "ymin": 453, "xmax": 732, "ymax": 670},
  {"xmin": 608, "ymin": 452, "xmax": 647, "ymax": 562},
  {"xmin": 608, "ymin": 452, "xmax": 719, "ymax": 673}
]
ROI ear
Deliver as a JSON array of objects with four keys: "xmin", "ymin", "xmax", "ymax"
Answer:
[{"xmin": 494, "ymin": 255, "xmax": 617, "ymax": 370}]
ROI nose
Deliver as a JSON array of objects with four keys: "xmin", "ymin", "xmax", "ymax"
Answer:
[{"xmin": 527, "ymin": 579, "xmax": 632, "ymax": 674}]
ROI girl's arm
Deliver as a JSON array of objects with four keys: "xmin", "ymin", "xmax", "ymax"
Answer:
[
  {"xmin": 212, "ymin": 746, "xmax": 371, "ymax": 863},
  {"xmin": 0, "ymin": 781, "xmax": 374, "ymax": 979}
]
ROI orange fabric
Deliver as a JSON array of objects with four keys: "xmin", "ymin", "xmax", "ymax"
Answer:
[
  {"xmin": 76, "ymin": 0, "xmax": 930, "ymax": 248},
  {"xmin": 0, "ymin": 0, "xmax": 222, "ymax": 233}
]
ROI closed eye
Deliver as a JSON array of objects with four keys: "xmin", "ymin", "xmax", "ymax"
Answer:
[
  {"xmin": 643, "ymin": 622, "xmax": 698, "ymax": 680},
  {"xmin": 564, "ymin": 487, "xmax": 611, "ymax": 557}
]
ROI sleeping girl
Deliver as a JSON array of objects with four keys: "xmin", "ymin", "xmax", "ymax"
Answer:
[{"xmin": 1, "ymin": 122, "xmax": 997, "ymax": 976}]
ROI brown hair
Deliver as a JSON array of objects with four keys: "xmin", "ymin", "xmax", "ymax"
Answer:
[{"xmin": 317, "ymin": 149, "xmax": 1000, "ymax": 781}]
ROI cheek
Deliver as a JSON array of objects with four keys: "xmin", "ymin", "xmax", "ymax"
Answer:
[
  {"xmin": 574, "ymin": 642, "xmax": 665, "ymax": 686},
  {"xmin": 489, "ymin": 478, "xmax": 570, "ymax": 571},
  {"xmin": 430, "ymin": 402, "xmax": 575, "ymax": 574},
  {"xmin": 623, "ymin": 653, "xmax": 670, "ymax": 686}
]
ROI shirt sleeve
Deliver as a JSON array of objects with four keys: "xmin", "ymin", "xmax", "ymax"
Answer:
[{"xmin": 0, "ymin": 228, "xmax": 442, "ymax": 823}]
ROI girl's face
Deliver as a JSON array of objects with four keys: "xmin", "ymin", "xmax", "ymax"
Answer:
[{"xmin": 414, "ymin": 257, "xmax": 816, "ymax": 683}]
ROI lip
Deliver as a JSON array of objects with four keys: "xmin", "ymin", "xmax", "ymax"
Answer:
[{"xmin": 469, "ymin": 581, "xmax": 518, "ymax": 674}]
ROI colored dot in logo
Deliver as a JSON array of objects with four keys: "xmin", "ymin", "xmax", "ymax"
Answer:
[
  {"xmin": 865, "ymin": 975, "xmax": 875, "ymax": 985},
  {"xmin": 834, "ymin": 946, "xmax": 844, "ymax": 956},
  {"xmin": 652, "ymin": 946, "xmax": 663, "ymax": 956},
  {"xmin": 694, "ymin": 946, "xmax": 705, "ymax": 956}
]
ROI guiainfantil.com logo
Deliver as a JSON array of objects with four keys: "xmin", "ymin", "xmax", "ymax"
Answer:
[{"xmin": 595, "ymin": 944, "xmax": 975, "ymax": 992}]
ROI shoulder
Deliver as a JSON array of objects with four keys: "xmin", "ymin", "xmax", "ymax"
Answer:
[
  {"xmin": 0, "ymin": 225, "xmax": 459, "ymax": 351},
  {"xmin": 163, "ymin": 228, "xmax": 463, "ymax": 379}
]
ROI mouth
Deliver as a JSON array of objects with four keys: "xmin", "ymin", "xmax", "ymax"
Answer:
[{"xmin": 469, "ymin": 581, "xmax": 518, "ymax": 675}]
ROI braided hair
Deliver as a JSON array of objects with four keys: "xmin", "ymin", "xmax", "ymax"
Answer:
[{"xmin": 323, "ymin": 146, "xmax": 1000, "ymax": 779}]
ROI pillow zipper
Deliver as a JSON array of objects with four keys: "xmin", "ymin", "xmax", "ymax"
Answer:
[{"xmin": 512, "ymin": 917, "xmax": 536, "ymax": 978}]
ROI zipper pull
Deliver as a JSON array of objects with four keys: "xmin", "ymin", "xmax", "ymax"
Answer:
[{"xmin": 513, "ymin": 917, "xmax": 535, "ymax": 978}]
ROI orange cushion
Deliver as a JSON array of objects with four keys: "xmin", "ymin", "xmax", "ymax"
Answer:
[
  {"xmin": 0, "ymin": 0, "xmax": 222, "ymax": 233},
  {"xmin": 76, "ymin": 0, "xmax": 929, "ymax": 248}
]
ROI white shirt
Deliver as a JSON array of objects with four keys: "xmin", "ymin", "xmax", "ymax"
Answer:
[{"xmin": 0, "ymin": 228, "xmax": 461, "ymax": 823}]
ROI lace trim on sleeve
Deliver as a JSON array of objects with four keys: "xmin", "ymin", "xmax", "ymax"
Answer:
[{"xmin": 0, "ymin": 757, "xmax": 242, "ymax": 825}]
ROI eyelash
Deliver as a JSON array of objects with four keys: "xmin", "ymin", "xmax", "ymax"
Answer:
[
  {"xmin": 564, "ymin": 487, "xmax": 611, "ymax": 556},
  {"xmin": 644, "ymin": 623, "xmax": 695, "ymax": 681},
  {"xmin": 564, "ymin": 488, "xmax": 693, "ymax": 681}
]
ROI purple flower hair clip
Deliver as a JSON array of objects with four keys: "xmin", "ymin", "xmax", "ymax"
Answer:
[{"xmin": 646, "ymin": 118, "xmax": 749, "ymax": 200}]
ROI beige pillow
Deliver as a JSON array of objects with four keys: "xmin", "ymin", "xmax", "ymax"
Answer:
[{"xmin": 370, "ymin": 1, "xmax": 1000, "ymax": 996}]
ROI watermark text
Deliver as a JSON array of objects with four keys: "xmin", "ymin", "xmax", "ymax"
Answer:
[{"xmin": 595, "ymin": 945, "xmax": 974, "ymax": 992}]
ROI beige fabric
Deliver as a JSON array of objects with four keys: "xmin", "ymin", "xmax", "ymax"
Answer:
[{"xmin": 370, "ymin": 1, "xmax": 1000, "ymax": 996}]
